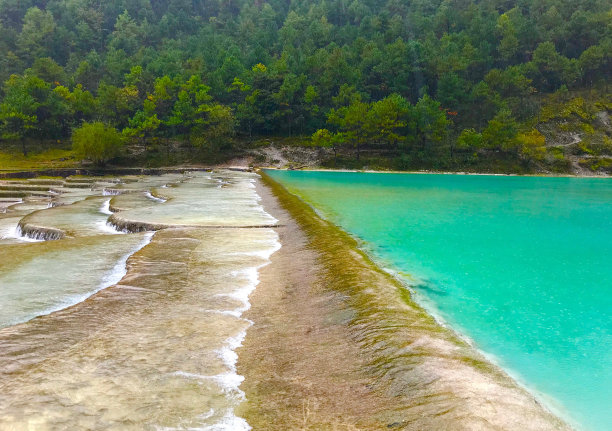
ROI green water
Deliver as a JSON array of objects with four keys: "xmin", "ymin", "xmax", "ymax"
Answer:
[{"xmin": 268, "ymin": 170, "xmax": 612, "ymax": 431}]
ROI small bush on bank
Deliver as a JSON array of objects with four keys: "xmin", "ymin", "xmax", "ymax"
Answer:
[{"xmin": 72, "ymin": 122, "xmax": 124, "ymax": 166}]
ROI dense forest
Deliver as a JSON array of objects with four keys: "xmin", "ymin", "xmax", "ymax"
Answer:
[{"xmin": 0, "ymin": 0, "xmax": 610, "ymax": 171}]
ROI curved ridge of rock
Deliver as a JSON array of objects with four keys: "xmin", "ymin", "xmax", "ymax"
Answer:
[
  {"xmin": 107, "ymin": 213, "xmax": 172, "ymax": 233},
  {"xmin": 108, "ymin": 212, "xmax": 281, "ymax": 233}
]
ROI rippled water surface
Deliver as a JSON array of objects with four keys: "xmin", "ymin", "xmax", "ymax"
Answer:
[
  {"xmin": 0, "ymin": 170, "xmax": 279, "ymax": 430},
  {"xmin": 267, "ymin": 170, "xmax": 612, "ymax": 431}
]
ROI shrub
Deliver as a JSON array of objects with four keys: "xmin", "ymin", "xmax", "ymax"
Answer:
[{"xmin": 72, "ymin": 122, "xmax": 124, "ymax": 165}]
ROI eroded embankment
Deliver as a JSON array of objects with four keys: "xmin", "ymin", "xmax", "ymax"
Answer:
[{"xmin": 237, "ymin": 171, "xmax": 571, "ymax": 431}]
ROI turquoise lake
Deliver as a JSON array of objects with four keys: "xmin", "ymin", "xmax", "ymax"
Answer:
[{"xmin": 267, "ymin": 170, "xmax": 612, "ymax": 431}]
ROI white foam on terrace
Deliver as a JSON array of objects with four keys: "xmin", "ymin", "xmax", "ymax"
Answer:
[
  {"xmin": 1, "ymin": 224, "xmax": 42, "ymax": 242},
  {"xmin": 19, "ymin": 232, "xmax": 155, "ymax": 327},
  {"xmin": 145, "ymin": 191, "xmax": 167, "ymax": 203},
  {"xmin": 109, "ymin": 172, "xmax": 278, "ymax": 228},
  {"xmin": 97, "ymin": 199, "xmax": 125, "ymax": 235},
  {"xmin": 96, "ymin": 219, "xmax": 125, "ymax": 235},
  {"xmin": 130, "ymin": 173, "xmax": 281, "ymax": 431},
  {"xmin": 168, "ymin": 371, "xmax": 251, "ymax": 431},
  {"xmin": 0, "ymin": 232, "xmax": 154, "ymax": 329},
  {"xmin": 98, "ymin": 232, "xmax": 154, "ymax": 292},
  {"xmin": 201, "ymin": 412, "xmax": 251, "ymax": 431},
  {"xmin": 100, "ymin": 199, "xmax": 113, "ymax": 215},
  {"xmin": 12, "ymin": 224, "xmax": 53, "ymax": 242},
  {"xmin": 169, "ymin": 190, "xmax": 281, "ymax": 431},
  {"xmin": 103, "ymin": 188, "xmax": 122, "ymax": 196},
  {"xmin": 210, "ymin": 228, "xmax": 280, "ymax": 430}
]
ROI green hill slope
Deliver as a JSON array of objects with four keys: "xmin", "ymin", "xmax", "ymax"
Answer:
[{"xmin": 0, "ymin": 0, "xmax": 609, "ymax": 172}]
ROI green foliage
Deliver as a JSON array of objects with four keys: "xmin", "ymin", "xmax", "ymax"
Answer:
[
  {"xmin": 575, "ymin": 137, "xmax": 612, "ymax": 157},
  {"xmin": 540, "ymin": 97, "xmax": 595, "ymax": 122},
  {"xmin": 366, "ymin": 94, "xmax": 410, "ymax": 147},
  {"xmin": 457, "ymin": 129, "xmax": 484, "ymax": 151},
  {"xmin": 328, "ymin": 98, "xmax": 370, "ymax": 158},
  {"xmin": 72, "ymin": 122, "xmax": 124, "ymax": 165},
  {"xmin": 497, "ymin": 11, "xmax": 519, "ymax": 62},
  {"xmin": 194, "ymin": 103, "xmax": 235, "ymax": 149},
  {"xmin": 311, "ymin": 127, "xmax": 341, "ymax": 163},
  {"xmin": 517, "ymin": 129, "xmax": 546, "ymax": 161},
  {"xmin": 123, "ymin": 110, "xmax": 161, "ymax": 139},
  {"xmin": 0, "ymin": 0, "xmax": 608, "ymax": 170},
  {"xmin": 408, "ymin": 95, "xmax": 450, "ymax": 151},
  {"xmin": 16, "ymin": 7, "xmax": 55, "ymax": 61},
  {"xmin": 579, "ymin": 157, "xmax": 612, "ymax": 173},
  {"xmin": 0, "ymin": 74, "xmax": 39, "ymax": 155},
  {"xmin": 311, "ymin": 129, "xmax": 333, "ymax": 148},
  {"xmin": 482, "ymin": 109, "xmax": 519, "ymax": 152}
]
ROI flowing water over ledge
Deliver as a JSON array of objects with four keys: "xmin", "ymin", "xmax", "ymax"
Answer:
[{"xmin": 0, "ymin": 170, "xmax": 279, "ymax": 430}]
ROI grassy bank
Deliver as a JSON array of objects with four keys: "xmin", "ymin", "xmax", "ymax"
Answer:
[
  {"xmin": 0, "ymin": 138, "xmax": 237, "ymax": 172},
  {"xmin": 0, "ymin": 148, "xmax": 77, "ymax": 172}
]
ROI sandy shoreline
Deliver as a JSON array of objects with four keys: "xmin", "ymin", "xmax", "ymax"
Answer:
[{"xmin": 237, "ymin": 172, "xmax": 572, "ymax": 430}]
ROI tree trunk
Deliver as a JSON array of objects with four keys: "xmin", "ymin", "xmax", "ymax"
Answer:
[{"xmin": 21, "ymin": 138, "xmax": 27, "ymax": 157}]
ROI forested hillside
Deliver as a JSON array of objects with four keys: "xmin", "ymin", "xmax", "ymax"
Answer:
[{"xmin": 0, "ymin": 0, "xmax": 610, "ymax": 171}]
